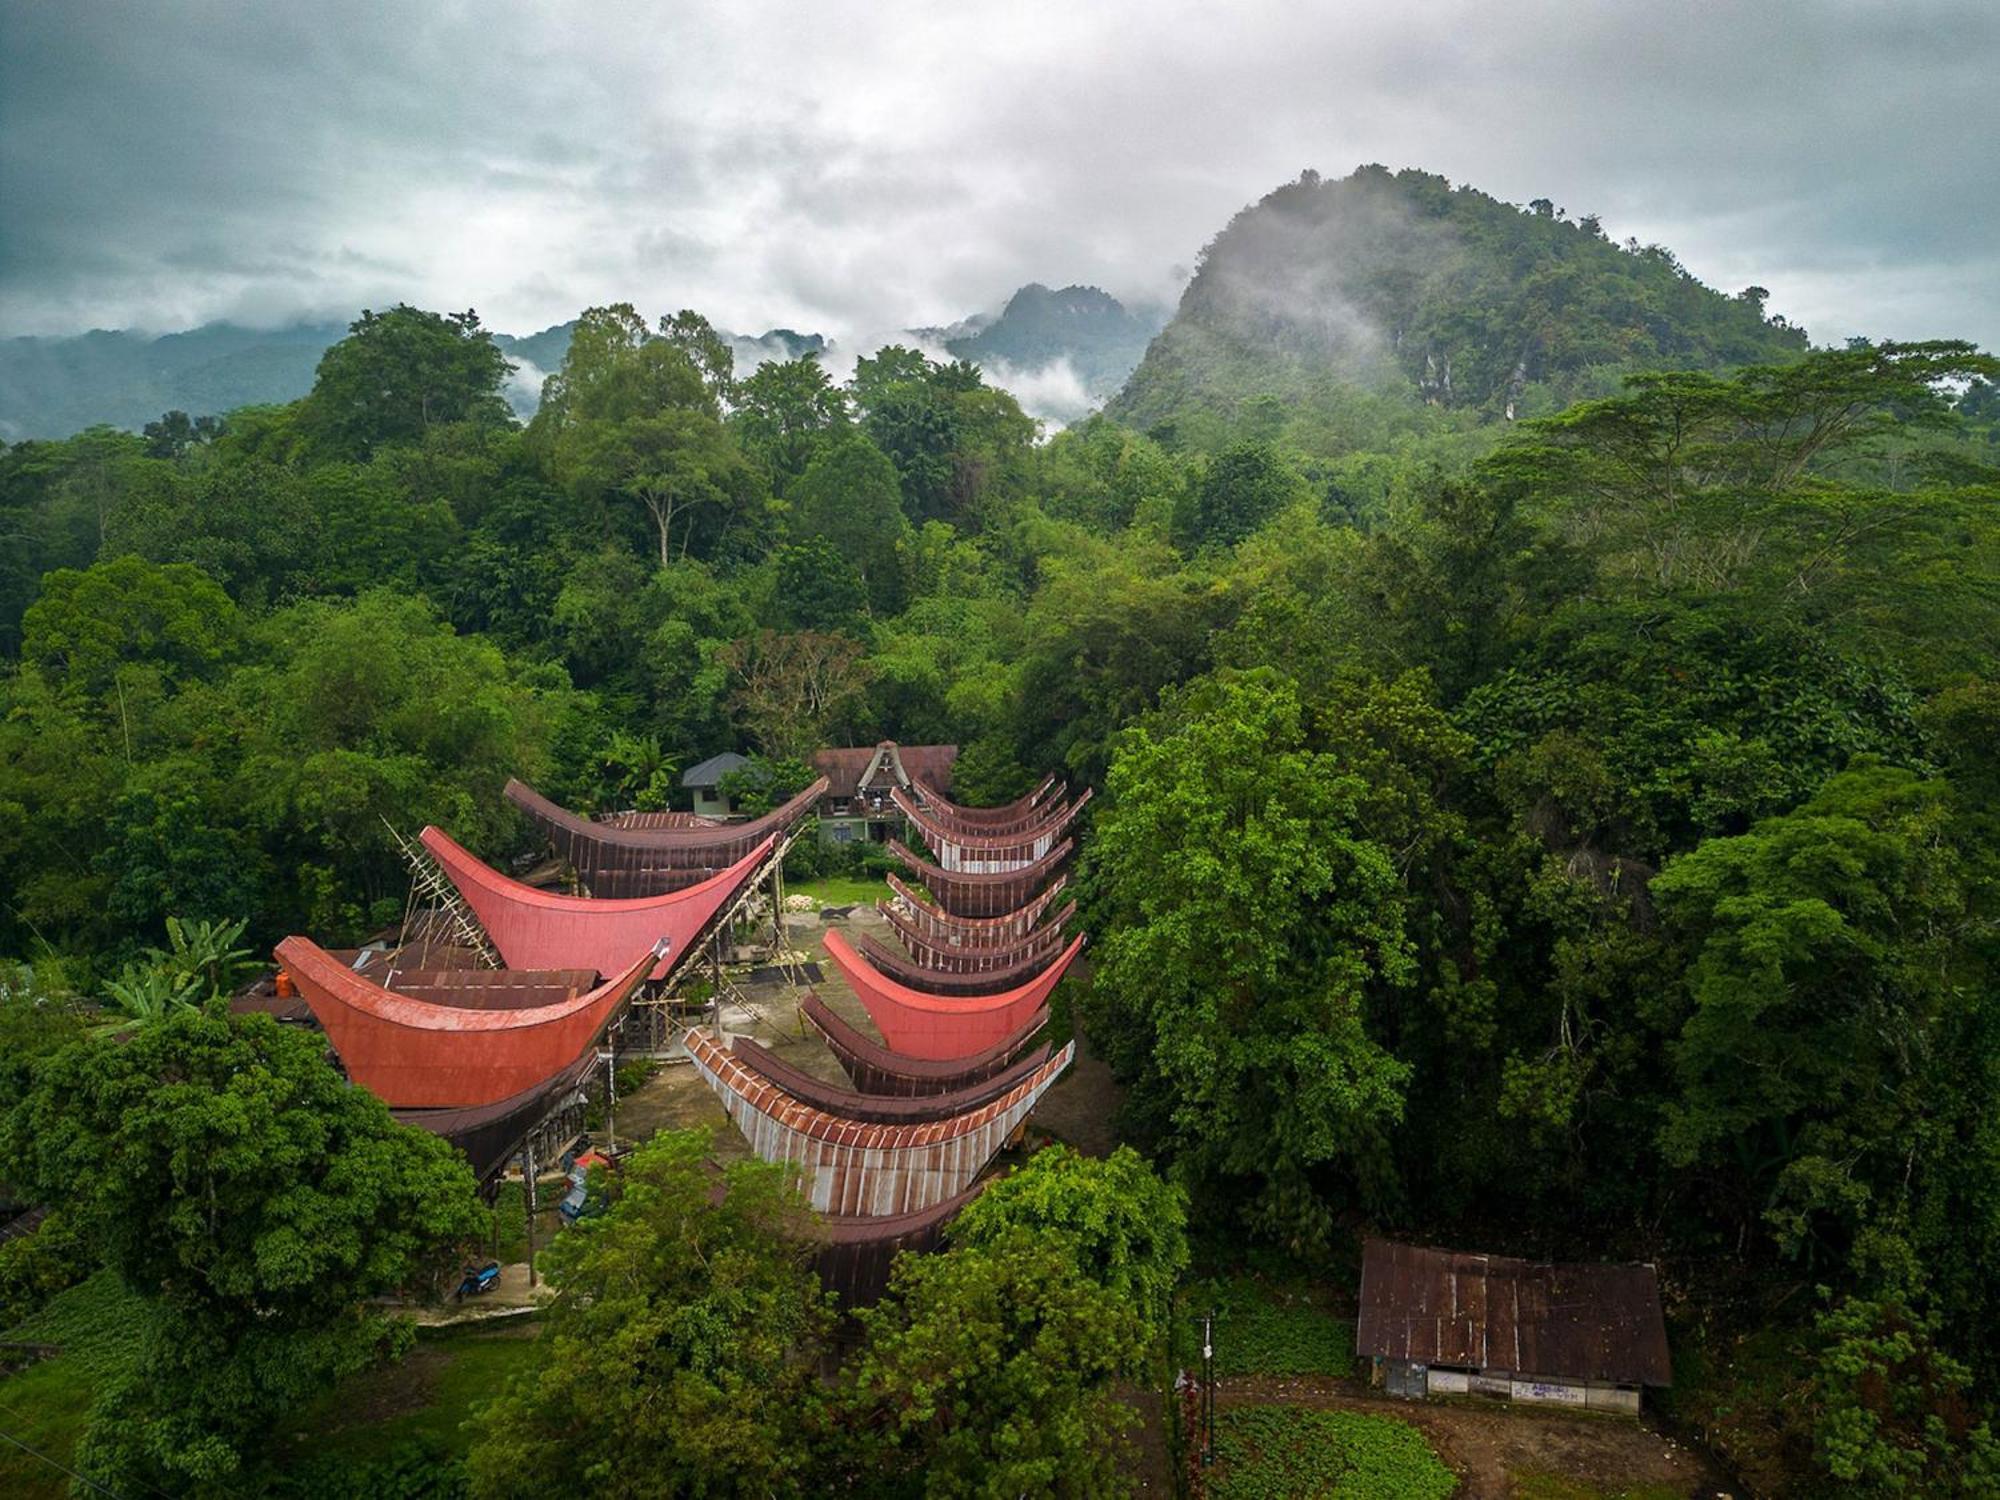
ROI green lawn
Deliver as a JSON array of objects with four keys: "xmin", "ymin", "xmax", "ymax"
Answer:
[
  {"xmin": 1210, "ymin": 1405, "xmax": 1456, "ymax": 1498},
  {"xmin": 0, "ymin": 1272, "xmax": 148, "ymax": 1499},
  {"xmin": 1177, "ymin": 1274, "xmax": 1357, "ymax": 1378},
  {"xmin": 0, "ymin": 1272, "xmax": 537, "ymax": 1496},
  {"xmin": 0, "ymin": 1354, "xmax": 94, "ymax": 1499},
  {"xmin": 273, "ymin": 1319, "xmax": 540, "ymax": 1467},
  {"xmin": 788, "ymin": 872, "xmax": 889, "ymax": 907}
]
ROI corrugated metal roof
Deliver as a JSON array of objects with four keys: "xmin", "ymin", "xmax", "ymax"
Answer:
[
  {"xmin": 1355, "ymin": 1238, "xmax": 1671, "ymax": 1387},
  {"xmin": 681, "ymin": 751, "xmax": 751, "ymax": 788}
]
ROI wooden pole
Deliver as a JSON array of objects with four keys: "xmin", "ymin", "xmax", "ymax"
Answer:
[
  {"xmin": 523, "ymin": 1145, "xmax": 538, "ymax": 1289},
  {"xmin": 712, "ymin": 927, "xmax": 724, "ymax": 1031}
]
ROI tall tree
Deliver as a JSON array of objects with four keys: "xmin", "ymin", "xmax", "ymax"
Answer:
[
  {"xmin": 1653, "ymin": 764, "xmax": 1977, "ymax": 1269},
  {"xmin": 303, "ymin": 305, "xmax": 514, "ymax": 459},
  {"xmin": 721, "ymin": 628, "xmax": 873, "ymax": 759},
  {"xmin": 4, "ymin": 1008, "xmax": 483, "ymax": 1491},
  {"xmin": 786, "ymin": 434, "xmax": 909, "ymax": 613},
  {"xmin": 557, "ymin": 408, "xmax": 753, "ymax": 567},
  {"xmin": 466, "ymin": 1129, "xmax": 829, "ymax": 1499},
  {"xmin": 1180, "ymin": 439, "xmax": 1307, "ymax": 548},
  {"xmin": 951, "ymin": 1144, "xmax": 1189, "ymax": 1348},
  {"xmin": 1087, "ymin": 669, "xmax": 1418, "ymax": 1242},
  {"xmin": 733, "ymin": 355, "xmax": 853, "ymax": 489},
  {"xmin": 847, "ymin": 1226, "xmax": 1154, "ymax": 1498}
]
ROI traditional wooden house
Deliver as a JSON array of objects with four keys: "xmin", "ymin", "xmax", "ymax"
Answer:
[
  {"xmin": 810, "ymin": 741, "xmax": 958, "ymax": 846},
  {"xmin": 1355, "ymin": 1238, "xmax": 1671, "ymax": 1412}
]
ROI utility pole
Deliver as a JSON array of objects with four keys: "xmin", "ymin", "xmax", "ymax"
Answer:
[{"xmin": 1200, "ymin": 1312, "xmax": 1216, "ymax": 1472}]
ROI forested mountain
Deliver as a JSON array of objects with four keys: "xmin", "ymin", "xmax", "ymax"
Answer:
[
  {"xmin": 944, "ymin": 283, "xmax": 1167, "ymax": 397},
  {"xmin": 1110, "ymin": 165, "xmax": 1811, "ymax": 451}
]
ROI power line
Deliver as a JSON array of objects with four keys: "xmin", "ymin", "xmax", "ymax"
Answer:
[{"xmin": 0, "ymin": 1422, "xmax": 126, "ymax": 1500}]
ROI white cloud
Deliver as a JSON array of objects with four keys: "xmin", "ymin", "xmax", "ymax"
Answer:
[
  {"xmin": 1, "ymin": 1, "xmax": 1995, "ymax": 351},
  {"xmin": 976, "ymin": 358, "xmax": 1097, "ymax": 430}
]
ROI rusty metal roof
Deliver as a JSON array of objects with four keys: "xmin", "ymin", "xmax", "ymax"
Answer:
[
  {"xmin": 1355, "ymin": 1238, "xmax": 1671, "ymax": 1387},
  {"xmin": 812, "ymin": 741, "xmax": 958, "ymax": 801}
]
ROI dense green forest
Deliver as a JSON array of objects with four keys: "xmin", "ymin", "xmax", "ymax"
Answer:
[{"xmin": 6, "ymin": 166, "xmax": 2000, "ymax": 1494}]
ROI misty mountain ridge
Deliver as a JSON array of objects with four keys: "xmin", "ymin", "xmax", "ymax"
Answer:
[
  {"xmin": 1110, "ymin": 164, "xmax": 1811, "ymax": 451},
  {"xmin": 3, "ymin": 166, "xmax": 1819, "ymax": 445},
  {"xmin": 944, "ymin": 283, "xmax": 1168, "ymax": 397},
  {"xmin": 0, "ymin": 318, "xmax": 834, "ymax": 443},
  {"xmin": 0, "ymin": 288, "xmax": 1153, "ymax": 441}
]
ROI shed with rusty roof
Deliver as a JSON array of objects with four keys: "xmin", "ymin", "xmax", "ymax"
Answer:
[{"xmin": 1355, "ymin": 1238, "xmax": 1671, "ymax": 1412}]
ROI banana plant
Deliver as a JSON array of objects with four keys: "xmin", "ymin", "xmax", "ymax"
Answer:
[
  {"xmin": 97, "ymin": 916, "xmax": 255, "ymax": 1032},
  {"xmin": 100, "ymin": 964, "xmax": 204, "ymax": 1026},
  {"xmin": 159, "ymin": 915, "xmax": 256, "ymax": 996}
]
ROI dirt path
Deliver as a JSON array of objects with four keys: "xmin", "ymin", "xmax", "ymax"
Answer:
[{"xmin": 1215, "ymin": 1376, "xmax": 1727, "ymax": 1500}]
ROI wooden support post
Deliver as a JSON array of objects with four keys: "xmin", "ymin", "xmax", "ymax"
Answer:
[
  {"xmin": 712, "ymin": 927, "xmax": 724, "ymax": 1030},
  {"xmin": 604, "ymin": 1048, "xmax": 617, "ymax": 1150},
  {"xmin": 523, "ymin": 1145, "xmax": 538, "ymax": 1289}
]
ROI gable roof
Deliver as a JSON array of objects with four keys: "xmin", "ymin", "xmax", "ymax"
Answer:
[
  {"xmin": 1356, "ymin": 1238, "xmax": 1672, "ymax": 1387},
  {"xmin": 811, "ymin": 741, "xmax": 958, "ymax": 800},
  {"xmin": 681, "ymin": 751, "xmax": 752, "ymax": 789}
]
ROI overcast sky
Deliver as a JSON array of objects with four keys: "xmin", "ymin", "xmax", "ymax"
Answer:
[{"xmin": 2, "ymin": 1, "xmax": 1995, "ymax": 351}]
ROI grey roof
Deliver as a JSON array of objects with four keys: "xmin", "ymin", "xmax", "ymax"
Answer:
[{"xmin": 681, "ymin": 751, "xmax": 751, "ymax": 788}]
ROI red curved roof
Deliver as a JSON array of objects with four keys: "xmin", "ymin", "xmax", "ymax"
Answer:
[
  {"xmin": 854, "ymin": 931, "xmax": 1064, "ymax": 995},
  {"xmin": 419, "ymin": 825, "xmax": 772, "ymax": 981},
  {"xmin": 277, "ymin": 936, "xmax": 657, "ymax": 1109},
  {"xmin": 729, "ymin": 1036, "xmax": 1057, "ymax": 1123},
  {"xmin": 914, "ymin": 775, "xmax": 1060, "ymax": 832},
  {"xmin": 880, "ymin": 897, "xmax": 1077, "ymax": 975},
  {"xmin": 800, "ymin": 992, "xmax": 1051, "ymax": 1097},
  {"xmin": 896, "ymin": 785, "xmax": 1076, "ymax": 846},
  {"xmin": 893, "ymin": 786, "xmax": 1090, "ymax": 872},
  {"xmin": 817, "ymin": 1180, "xmax": 985, "ymax": 1306},
  {"xmin": 822, "ymin": 928, "xmax": 1085, "ymax": 1061}
]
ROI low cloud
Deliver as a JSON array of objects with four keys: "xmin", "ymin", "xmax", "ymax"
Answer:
[{"xmin": 977, "ymin": 357, "xmax": 1098, "ymax": 430}]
